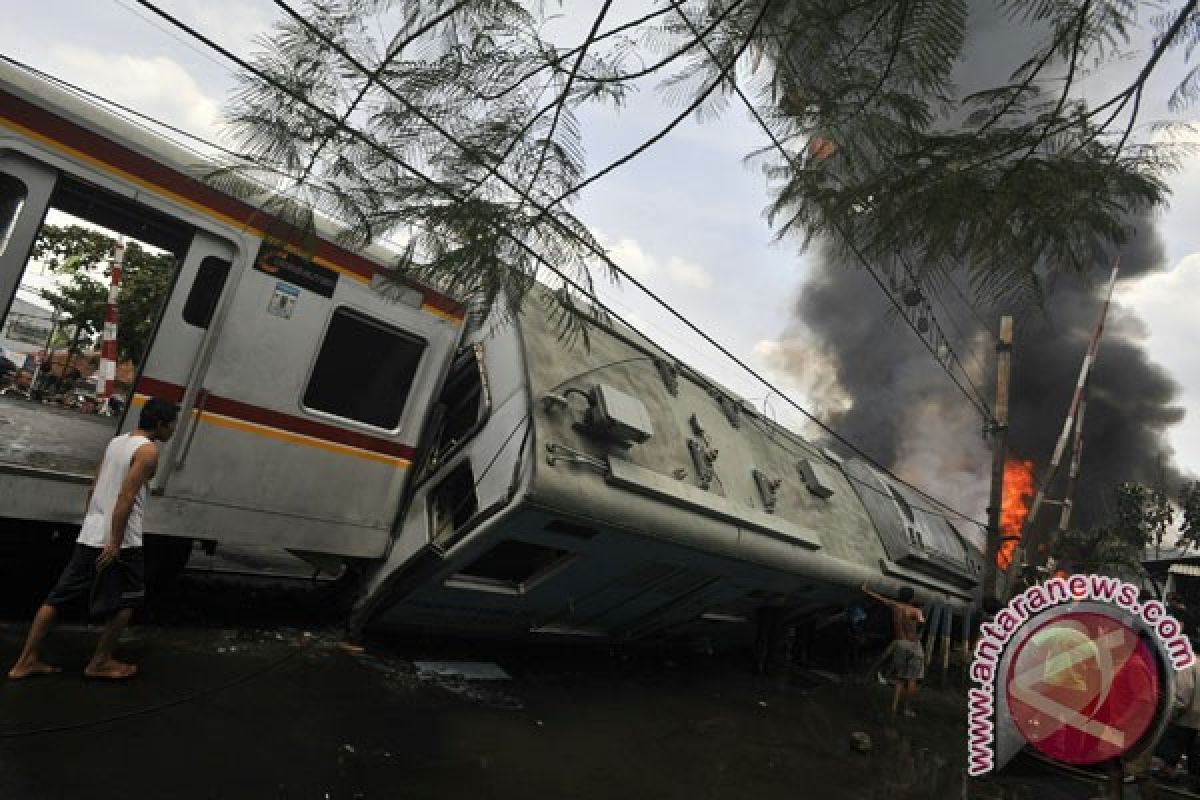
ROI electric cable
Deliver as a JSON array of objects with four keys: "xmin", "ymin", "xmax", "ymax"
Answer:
[
  {"xmin": 924, "ymin": 274, "xmax": 993, "ymax": 391},
  {"xmin": 741, "ymin": 410, "xmax": 987, "ymax": 529},
  {"xmin": 663, "ymin": 5, "xmax": 993, "ymax": 423},
  {"xmin": 946, "ymin": 270, "xmax": 1000, "ymax": 342},
  {"xmin": 546, "ymin": 357, "xmax": 654, "ymax": 393},
  {"xmin": 109, "ymin": 0, "xmax": 239, "ymax": 77},
  {"xmin": 259, "ymin": 0, "xmax": 988, "ymax": 523},
  {"xmin": 895, "ymin": 252, "xmax": 994, "ymax": 415},
  {"xmin": 0, "ymin": 53, "xmax": 245, "ymax": 162},
  {"xmin": 122, "ymin": 0, "xmax": 986, "ymax": 527}
]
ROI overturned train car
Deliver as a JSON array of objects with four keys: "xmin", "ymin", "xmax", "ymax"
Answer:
[
  {"xmin": 0, "ymin": 60, "xmax": 983, "ymax": 646},
  {"xmin": 353, "ymin": 298, "xmax": 986, "ymax": 645}
]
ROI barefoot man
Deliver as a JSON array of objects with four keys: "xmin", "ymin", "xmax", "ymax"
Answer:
[
  {"xmin": 8, "ymin": 397, "xmax": 178, "ymax": 680},
  {"xmin": 862, "ymin": 582, "xmax": 926, "ymax": 719}
]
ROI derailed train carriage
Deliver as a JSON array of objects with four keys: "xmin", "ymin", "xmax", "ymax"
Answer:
[
  {"xmin": 0, "ymin": 59, "xmax": 983, "ymax": 647},
  {"xmin": 353, "ymin": 298, "xmax": 988, "ymax": 646}
]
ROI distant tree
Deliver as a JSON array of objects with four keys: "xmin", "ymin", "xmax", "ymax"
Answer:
[
  {"xmin": 1179, "ymin": 481, "xmax": 1200, "ymax": 553},
  {"xmin": 1051, "ymin": 482, "xmax": 1175, "ymax": 576},
  {"xmin": 1053, "ymin": 525, "xmax": 1141, "ymax": 579},
  {"xmin": 32, "ymin": 224, "xmax": 174, "ymax": 364},
  {"xmin": 1108, "ymin": 482, "xmax": 1175, "ymax": 558}
]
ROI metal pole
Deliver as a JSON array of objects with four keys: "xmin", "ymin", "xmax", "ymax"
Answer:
[
  {"xmin": 983, "ymin": 316, "xmax": 1013, "ymax": 602},
  {"xmin": 924, "ymin": 604, "xmax": 942, "ymax": 664},
  {"xmin": 960, "ymin": 607, "xmax": 973, "ymax": 684},
  {"xmin": 1014, "ymin": 265, "xmax": 1119, "ymax": 574},
  {"xmin": 97, "ymin": 239, "xmax": 124, "ymax": 401},
  {"xmin": 941, "ymin": 606, "xmax": 953, "ymax": 680},
  {"xmin": 31, "ymin": 308, "xmax": 60, "ymax": 392},
  {"xmin": 1058, "ymin": 379, "xmax": 1090, "ymax": 532}
]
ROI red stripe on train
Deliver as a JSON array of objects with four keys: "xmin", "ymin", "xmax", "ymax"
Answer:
[
  {"xmin": 135, "ymin": 377, "xmax": 416, "ymax": 462},
  {"xmin": 0, "ymin": 87, "xmax": 465, "ymax": 321}
]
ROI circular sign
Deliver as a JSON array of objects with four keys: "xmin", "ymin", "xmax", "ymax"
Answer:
[{"xmin": 1005, "ymin": 611, "xmax": 1161, "ymax": 765}]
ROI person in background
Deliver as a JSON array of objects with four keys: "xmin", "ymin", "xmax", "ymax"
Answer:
[
  {"xmin": 863, "ymin": 582, "xmax": 926, "ymax": 719},
  {"xmin": 1168, "ymin": 593, "xmax": 1198, "ymax": 642},
  {"xmin": 9, "ymin": 368, "xmax": 33, "ymax": 397}
]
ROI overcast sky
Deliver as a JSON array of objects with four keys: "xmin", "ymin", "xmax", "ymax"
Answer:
[{"xmin": 3, "ymin": 1, "xmax": 1198, "ymax": 508}]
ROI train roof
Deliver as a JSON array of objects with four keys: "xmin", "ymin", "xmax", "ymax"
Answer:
[
  {"xmin": 0, "ymin": 58, "xmax": 463, "ymax": 317},
  {"xmin": 513, "ymin": 294, "xmax": 985, "ymax": 601}
]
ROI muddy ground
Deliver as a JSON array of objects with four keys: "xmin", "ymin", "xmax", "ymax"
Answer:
[{"xmin": 0, "ymin": 574, "xmax": 1114, "ymax": 800}]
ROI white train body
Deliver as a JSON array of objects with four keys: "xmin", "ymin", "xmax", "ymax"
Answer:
[{"xmin": 0, "ymin": 62, "xmax": 983, "ymax": 645}]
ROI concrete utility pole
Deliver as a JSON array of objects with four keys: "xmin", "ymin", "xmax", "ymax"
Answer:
[{"xmin": 983, "ymin": 315, "xmax": 1013, "ymax": 602}]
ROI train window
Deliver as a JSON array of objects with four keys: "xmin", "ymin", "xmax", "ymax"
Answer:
[
  {"xmin": 0, "ymin": 174, "xmax": 27, "ymax": 259},
  {"xmin": 304, "ymin": 307, "xmax": 425, "ymax": 429},
  {"xmin": 182, "ymin": 256, "xmax": 230, "ymax": 328},
  {"xmin": 447, "ymin": 540, "xmax": 574, "ymax": 595},
  {"xmin": 888, "ymin": 484, "xmax": 915, "ymax": 524},
  {"xmin": 424, "ymin": 346, "xmax": 489, "ymax": 474},
  {"xmin": 430, "ymin": 460, "xmax": 478, "ymax": 544}
]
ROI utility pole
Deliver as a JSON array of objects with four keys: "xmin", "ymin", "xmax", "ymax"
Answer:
[{"xmin": 983, "ymin": 315, "xmax": 1013, "ymax": 602}]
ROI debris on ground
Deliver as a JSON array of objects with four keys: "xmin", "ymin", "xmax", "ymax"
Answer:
[
  {"xmin": 414, "ymin": 661, "xmax": 511, "ymax": 681},
  {"xmin": 850, "ymin": 732, "xmax": 873, "ymax": 753}
]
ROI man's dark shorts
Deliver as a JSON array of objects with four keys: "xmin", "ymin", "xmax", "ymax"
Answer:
[{"xmin": 45, "ymin": 544, "xmax": 145, "ymax": 616}]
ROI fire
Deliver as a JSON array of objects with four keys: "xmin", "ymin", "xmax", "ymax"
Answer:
[
  {"xmin": 807, "ymin": 135, "xmax": 836, "ymax": 161},
  {"xmin": 996, "ymin": 458, "xmax": 1036, "ymax": 570}
]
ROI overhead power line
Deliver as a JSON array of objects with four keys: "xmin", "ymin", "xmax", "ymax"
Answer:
[
  {"xmin": 894, "ymin": 252, "xmax": 994, "ymax": 416},
  {"xmin": 667, "ymin": 5, "xmax": 994, "ymax": 425},
  {"xmin": 119, "ymin": 0, "xmax": 985, "ymax": 527},
  {"xmin": 261, "ymin": 0, "xmax": 987, "ymax": 525}
]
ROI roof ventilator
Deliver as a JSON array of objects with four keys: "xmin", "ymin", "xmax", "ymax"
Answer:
[
  {"xmin": 543, "ymin": 383, "xmax": 654, "ymax": 450},
  {"xmin": 753, "ymin": 468, "xmax": 782, "ymax": 514},
  {"xmin": 688, "ymin": 438, "xmax": 718, "ymax": 490},
  {"xmin": 577, "ymin": 384, "xmax": 655, "ymax": 448},
  {"xmin": 654, "ymin": 358, "xmax": 679, "ymax": 396},
  {"xmin": 714, "ymin": 393, "xmax": 741, "ymax": 429},
  {"xmin": 796, "ymin": 458, "xmax": 836, "ymax": 499}
]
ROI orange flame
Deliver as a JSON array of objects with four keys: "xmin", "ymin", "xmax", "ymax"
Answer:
[
  {"xmin": 996, "ymin": 458, "xmax": 1035, "ymax": 570},
  {"xmin": 808, "ymin": 135, "xmax": 836, "ymax": 161}
]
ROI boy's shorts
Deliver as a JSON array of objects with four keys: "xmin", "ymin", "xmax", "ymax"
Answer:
[
  {"xmin": 891, "ymin": 639, "xmax": 926, "ymax": 681},
  {"xmin": 45, "ymin": 544, "xmax": 145, "ymax": 616}
]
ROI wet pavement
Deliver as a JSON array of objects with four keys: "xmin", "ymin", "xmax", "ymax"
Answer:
[
  {"xmin": 0, "ymin": 575, "xmax": 1145, "ymax": 800},
  {"xmin": 0, "ymin": 628, "xmax": 1116, "ymax": 798},
  {"xmin": 0, "ymin": 396, "xmax": 112, "ymax": 475}
]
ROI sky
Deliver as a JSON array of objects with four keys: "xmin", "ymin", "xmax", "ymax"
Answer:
[{"xmin": 2, "ymin": 1, "xmax": 1198, "ymax": 518}]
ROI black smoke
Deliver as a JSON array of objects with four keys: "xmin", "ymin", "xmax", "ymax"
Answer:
[
  {"xmin": 777, "ymin": 221, "xmax": 1184, "ymax": 535},
  {"xmin": 769, "ymin": 3, "xmax": 1187, "ymax": 536}
]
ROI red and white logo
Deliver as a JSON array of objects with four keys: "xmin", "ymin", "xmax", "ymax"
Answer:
[{"xmin": 1005, "ymin": 611, "xmax": 1160, "ymax": 765}]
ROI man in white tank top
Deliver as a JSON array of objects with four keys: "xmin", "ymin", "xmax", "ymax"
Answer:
[{"xmin": 7, "ymin": 397, "xmax": 178, "ymax": 680}]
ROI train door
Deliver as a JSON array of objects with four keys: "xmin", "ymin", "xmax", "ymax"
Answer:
[
  {"xmin": 0, "ymin": 153, "xmax": 55, "ymax": 321},
  {"xmin": 150, "ymin": 245, "xmax": 462, "ymax": 559},
  {"xmin": 126, "ymin": 228, "xmax": 236, "ymax": 472},
  {"xmin": 0, "ymin": 152, "xmax": 199, "ymax": 482}
]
